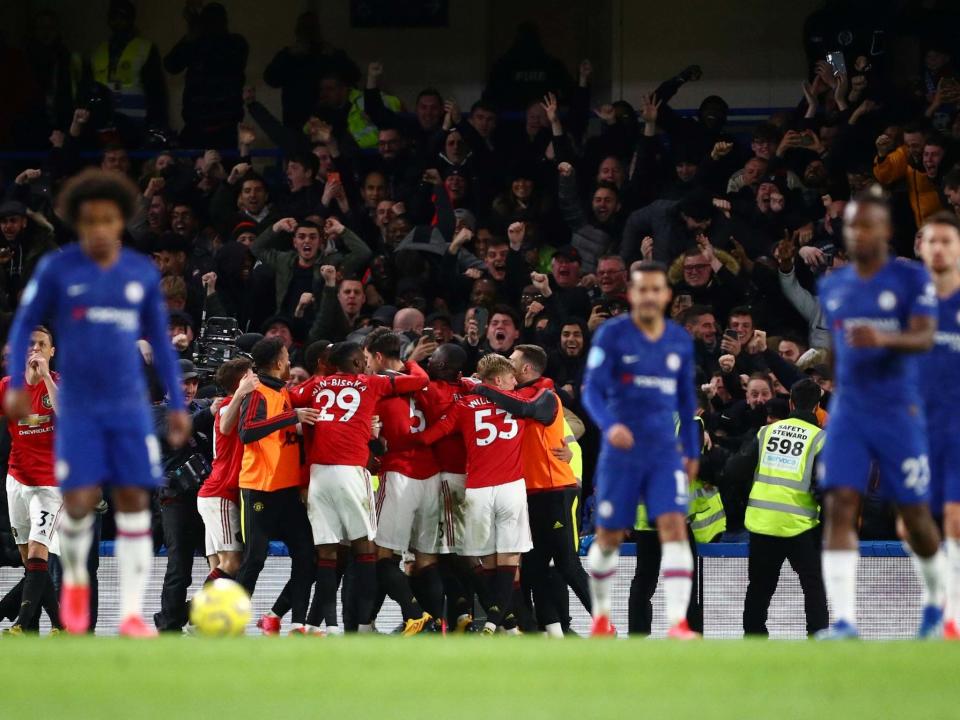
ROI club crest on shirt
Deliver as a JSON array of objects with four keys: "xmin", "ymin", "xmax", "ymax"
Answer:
[
  {"xmin": 666, "ymin": 353, "xmax": 681, "ymax": 371},
  {"xmin": 878, "ymin": 291, "xmax": 896, "ymax": 311},
  {"xmin": 125, "ymin": 281, "xmax": 144, "ymax": 304},
  {"xmin": 21, "ymin": 279, "xmax": 37, "ymax": 305},
  {"xmin": 587, "ymin": 346, "xmax": 605, "ymax": 369},
  {"xmin": 41, "ymin": 394, "xmax": 52, "ymax": 409}
]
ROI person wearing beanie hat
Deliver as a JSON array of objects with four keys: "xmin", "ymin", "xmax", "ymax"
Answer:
[
  {"xmin": 232, "ymin": 220, "xmax": 258, "ymax": 246},
  {"xmin": 236, "ymin": 332, "xmax": 264, "ymax": 354}
]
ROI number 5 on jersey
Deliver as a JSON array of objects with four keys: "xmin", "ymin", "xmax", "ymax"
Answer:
[
  {"xmin": 409, "ymin": 398, "xmax": 426, "ymax": 433},
  {"xmin": 474, "ymin": 408, "xmax": 518, "ymax": 446}
]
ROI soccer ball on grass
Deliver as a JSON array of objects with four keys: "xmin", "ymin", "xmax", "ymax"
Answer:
[{"xmin": 189, "ymin": 579, "xmax": 252, "ymax": 637}]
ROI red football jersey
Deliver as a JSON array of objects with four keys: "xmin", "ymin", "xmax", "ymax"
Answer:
[
  {"xmin": 289, "ymin": 376, "xmax": 319, "ymax": 484},
  {"xmin": 199, "ymin": 394, "xmax": 242, "ymax": 503},
  {"xmin": 0, "ymin": 374, "xmax": 58, "ymax": 487},
  {"xmin": 419, "ymin": 388, "xmax": 528, "ymax": 489},
  {"xmin": 288, "ymin": 375, "xmax": 320, "ymax": 405},
  {"xmin": 378, "ymin": 388, "xmax": 439, "ymax": 480},
  {"xmin": 416, "ymin": 380, "xmax": 467, "ymax": 474},
  {"xmin": 292, "ymin": 364, "xmax": 428, "ymax": 467}
]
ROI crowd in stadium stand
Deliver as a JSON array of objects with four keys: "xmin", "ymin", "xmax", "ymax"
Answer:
[{"xmin": 0, "ymin": 0, "xmax": 959, "ymax": 633}]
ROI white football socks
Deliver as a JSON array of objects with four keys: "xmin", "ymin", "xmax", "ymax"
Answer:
[
  {"xmin": 947, "ymin": 539, "xmax": 960, "ymax": 623},
  {"xmin": 907, "ymin": 544, "xmax": 946, "ymax": 608},
  {"xmin": 822, "ymin": 549, "xmax": 858, "ymax": 626},
  {"xmin": 59, "ymin": 513, "xmax": 94, "ymax": 586},
  {"xmin": 545, "ymin": 622, "xmax": 564, "ymax": 638},
  {"xmin": 115, "ymin": 510, "xmax": 152, "ymax": 619},
  {"xmin": 661, "ymin": 541, "xmax": 693, "ymax": 626},
  {"xmin": 587, "ymin": 542, "xmax": 618, "ymax": 618}
]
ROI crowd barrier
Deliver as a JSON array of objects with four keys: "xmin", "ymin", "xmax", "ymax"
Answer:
[{"xmin": 0, "ymin": 540, "xmax": 921, "ymax": 638}]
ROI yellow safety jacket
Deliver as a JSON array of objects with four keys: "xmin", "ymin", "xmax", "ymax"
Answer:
[
  {"xmin": 347, "ymin": 88, "xmax": 402, "ymax": 149},
  {"xmin": 91, "ymin": 36, "xmax": 152, "ymax": 120},
  {"xmin": 744, "ymin": 417, "xmax": 823, "ymax": 538},
  {"xmin": 634, "ymin": 416, "xmax": 725, "ymax": 542}
]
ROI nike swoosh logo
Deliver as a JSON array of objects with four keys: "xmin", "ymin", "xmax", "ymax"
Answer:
[
  {"xmin": 67, "ymin": 284, "xmax": 87, "ymax": 296},
  {"xmin": 622, "ymin": 355, "xmax": 640, "ymax": 363}
]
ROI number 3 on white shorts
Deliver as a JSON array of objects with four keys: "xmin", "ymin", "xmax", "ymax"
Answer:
[
  {"xmin": 474, "ymin": 408, "xmax": 517, "ymax": 446},
  {"xmin": 901, "ymin": 455, "xmax": 930, "ymax": 496}
]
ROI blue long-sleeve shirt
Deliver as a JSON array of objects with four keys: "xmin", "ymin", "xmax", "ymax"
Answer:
[
  {"xmin": 582, "ymin": 315, "xmax": 699, "ymax": 460},
  {"xmin": 8, "ymin": 244, "xmax": 185, "ymax": 413}
]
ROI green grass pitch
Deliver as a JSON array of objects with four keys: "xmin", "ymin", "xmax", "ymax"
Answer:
[{"xmin": 4, "ymin": 636, "xmax": 958, "ymax": 719}]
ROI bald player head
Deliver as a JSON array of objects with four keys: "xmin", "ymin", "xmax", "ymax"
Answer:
[{"xmin": 427, "ymin": 342, "xmax": 466, "ymax": 382}]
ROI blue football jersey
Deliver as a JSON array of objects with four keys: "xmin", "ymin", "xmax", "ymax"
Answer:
[
  {"xmin": 920, "ymin": 288, "xmax": 960, "ymax": 419},
  {"xmin": 582, "ymin": 315, "xmax": 699, "ymax": 459},
  {"xmin": 819, "ymin": 259, "xmax": 936, "ymax": 408},
  {"xmin": 7, "ymin": 245, "xmax": 184, "ymax": 413}
]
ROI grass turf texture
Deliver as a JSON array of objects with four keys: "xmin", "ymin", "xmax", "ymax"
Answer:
[{"xmin": 5, "ymin": 636, "xmax": 957, "ymax": 719}]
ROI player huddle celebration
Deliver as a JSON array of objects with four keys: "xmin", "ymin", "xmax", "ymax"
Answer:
[{"xmin": 3, "ymin": 168, "xmax": 960, "ymax": 640}]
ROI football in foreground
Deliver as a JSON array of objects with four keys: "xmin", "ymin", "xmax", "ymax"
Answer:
[{"xmin": 189, "ymin": 579, "xmax": 252, "ymax": 637}]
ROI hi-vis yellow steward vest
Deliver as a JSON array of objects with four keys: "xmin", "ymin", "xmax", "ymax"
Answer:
[
  {"xmin": 744, "ymin": 418, "xmax": 823, "ymax": 537},
  {"xmin": 563, "ymin": 418, "xmax": 582, "ymax": 484},
  {"xmin": 634, "ymin": 416, "xmax": 725, "ymax": 543},
  {"xmin": 92, "ymin": 37, "xmax": 151, "ymax": 120},
  {"xmin": 348, "ymin": 88, "xmax": 402, "ymax": 149}
]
